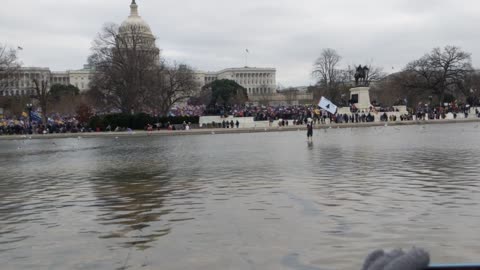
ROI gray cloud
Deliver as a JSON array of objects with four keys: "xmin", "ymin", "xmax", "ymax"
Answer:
[{"xmin": 1, "ymin": 0, "xmax": 480, "ymax": 86}]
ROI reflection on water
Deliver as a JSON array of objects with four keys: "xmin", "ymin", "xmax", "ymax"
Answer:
[
  {"xmin": 1, "ymin": 123, "xmax": 480, "ymax": 270},
  {"xmin": 92, "ymin": 166, "xmax": 174, "ymax": 249}
]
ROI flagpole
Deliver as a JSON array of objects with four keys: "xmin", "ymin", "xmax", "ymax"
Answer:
[{"xmin": 245, "ymin": 50, "xmax": 248, "ymax": 67}]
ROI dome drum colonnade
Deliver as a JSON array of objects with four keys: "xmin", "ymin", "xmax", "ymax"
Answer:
[
  {"xmin": 118, "ymin": 0, "xmax": 158, "ymax": 53},
  {"xmin": 118, "ymin": 0, "xmax": 277, "ymax": 101}
]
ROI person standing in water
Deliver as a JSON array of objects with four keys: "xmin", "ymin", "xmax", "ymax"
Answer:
[{"xmin": 307, "ymin": 122, "xmax": 313, "ymax": 140}]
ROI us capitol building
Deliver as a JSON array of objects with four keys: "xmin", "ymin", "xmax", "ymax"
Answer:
[
  {"xmin": 1, "ymin": 1, "xmax": 288, "ymax": 104},
  {"xmin": 0, "ymin": 65, "xmax": 94, "ymax": 97}
]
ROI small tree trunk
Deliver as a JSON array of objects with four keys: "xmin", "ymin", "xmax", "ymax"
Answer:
[{"xmin": 41, "ymin": 100, "xmax": 48, "ymax": 125}]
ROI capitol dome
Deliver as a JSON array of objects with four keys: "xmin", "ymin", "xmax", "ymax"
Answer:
[{"xmin": 119, "ymin": 0, "xmax": 154, "ymax": 38}]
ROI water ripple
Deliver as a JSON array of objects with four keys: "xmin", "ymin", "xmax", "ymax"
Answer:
[{"xmin": 1, "ymin": 123, "xmax": 480, "ymax": 269}]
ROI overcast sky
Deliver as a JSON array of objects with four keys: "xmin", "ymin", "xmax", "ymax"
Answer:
[{"xmin": 1, "ymin": 0, "xmax": 479, "ymax": 86}]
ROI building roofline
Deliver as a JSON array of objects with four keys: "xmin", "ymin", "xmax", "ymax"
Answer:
[
  {"xmin": 19, "ymin": 67, "xmax": 51, "ymax": 71},
  {"xmin": 197, "ymin": 67, "xmax": 276, "ymax": 74},
  {"xmin": 217, "ymin": 67, "xmax": 276, "ymax": 72}
]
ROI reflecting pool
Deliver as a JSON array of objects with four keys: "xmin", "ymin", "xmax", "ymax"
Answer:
[{"xmin": 1, "ymin": 123, "xmax": 480, "ymax": 270}]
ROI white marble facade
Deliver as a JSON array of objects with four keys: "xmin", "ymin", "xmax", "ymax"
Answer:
[
  {"xmin": 1, "ymin": 1, "xmax": 276, "ymax": 98},
  {"xmin": 194, "ymin": 67, "xmax": 277, "ymax": 95},
  {"xmin": 0, "ymin": 65, "xmax": 94, "ymax": 97}
]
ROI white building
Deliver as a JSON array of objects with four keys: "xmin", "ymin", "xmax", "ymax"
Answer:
[
  {"xmin": 194, "ymin": 67, "xmax": 277, "ymax": 96},
  {"xmin": 68, "ymin": 65, "xmax": 95, "ymax": 92},
  {"xmin": 50, "ymin": 71, "xmax": 70, "ymax": 86},
  {"xmin": 2, "ymin": 1, "xmax": 278, "ymax": 105},
  {"xmin": 119, "ymin": 0, "xmax": 158, "ymax": 54},
  {"xmin": 0, "ymin": 67, "xmax": 50, "ymax": 97},
  {"xmin": 0, "ymin": 65, "xmax": 94, "ymax": 97}
]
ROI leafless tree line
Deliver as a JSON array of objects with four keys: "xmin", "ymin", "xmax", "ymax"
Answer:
[
  {"xmin": 312, "ymin": 48, "xmax": 386, "ymax": 104},
  {"xmin": 0, "ymin": 43, "xmax": 21, "ymax": 92},
  {"xmin": 88, "ymin": 24, "xmax": 198, "ymax": 116},
  {"xmin": 372, "ymin": 46, "xmax": 475, "ymax": 107},
  {"xmin": 313, "ymin": 46, "xmax": 476, "ymax": 107},
  {"xmin": 1, "ymin": 43, "xmax": 78, "ymax": 119}
]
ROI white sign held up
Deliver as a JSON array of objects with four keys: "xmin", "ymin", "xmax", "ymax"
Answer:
[{"xmin": 318, "ymin": 97, "xmax": 338, "ymax": 114}]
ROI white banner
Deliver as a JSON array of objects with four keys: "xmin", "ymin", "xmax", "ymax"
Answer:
[{"xmin": 318, "ymin": 97, "xmax": 338, "ymax": 114}]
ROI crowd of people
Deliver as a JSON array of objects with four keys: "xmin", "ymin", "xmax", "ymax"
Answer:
[
  {"xmin": 168, "ymin": 105, "xmax": 205, "ymax": 117},
  {"xmin": 208, "ymin": 120, "xmax": 241, "ymax": 129},
  {"xmin": 2, "ymin": 102, "xmax": 480, "ymax": 135},
  {"xmin": 206, "ymin": 104, "xmax": 406, "ymax": 120},
  {"xmin": 413, "ymin": 103, "xmax": 477, "ymax": 120},
  {"xmin": 206, "ymin": 104, "xmax": 402, "ymax": 125},
  {"xmin": 0, "ymin": 114, "xmax": 92, "ymax": 135},
  {"xmin": 174, "ymin": 104, "xmax": 480, "ymax": 124}
]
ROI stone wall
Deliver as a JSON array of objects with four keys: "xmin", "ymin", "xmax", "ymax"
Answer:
[{"xmin": 200, "ymin": 116, "xmax": 256, "ymax": 128}]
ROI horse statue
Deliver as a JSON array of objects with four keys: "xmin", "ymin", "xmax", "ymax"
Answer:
[{"xmin": 354, "ymin": 65, "xmax": 370, "ymax": 86}]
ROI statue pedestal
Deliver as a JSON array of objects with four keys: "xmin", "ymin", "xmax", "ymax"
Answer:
[{"xmin": 350, "ymin": 87, "xmax": 371, "ymax": 110}]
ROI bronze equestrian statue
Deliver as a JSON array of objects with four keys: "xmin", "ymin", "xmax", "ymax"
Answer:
[{"xmin": 354, "ymin": 65, "xmax": 370, "ymax": 86}]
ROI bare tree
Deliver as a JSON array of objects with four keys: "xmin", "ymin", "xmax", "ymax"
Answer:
[
  {"xmin": 0, "ymin": 44, "xmax": 21, "ymax": 93},
  {"xmin": 280, "ymin": 87, "xmax": 299, "ymax": 105},
  {"xmin": 254, "ymin": 84, "xmax": 273, "ymax": 106},
  {"xmin": 32, "ymin": 79, "xmax": 49, "ymax": 124},
  {"xmin": 464, "ymin": 72, "xmax": 480, "ymax": 105},
  {"xmin": 0, "ymin": 95, "xmax": 30, "ymax": 117},
  {"xmin": 312, "ymin": 48, "xmax": 342, "ymax": 89},
  {"xmin": 75, "ymin": 102, "xmax": 94, "ymax": 125},
  {"xmin": 364, "ymin": 65, "xmax": 386, "ymax": 86},
  {"xmin": 189, "ymin": 86, "xmax": 212, "ymax": 107},
  {"xmin": 145, "ymin": 63, "xmax": 199, "ymax": 116},
  {"xmin": 312, "ymin": 49, "xmax": 355, "ymax": 103},
  {"xmin": 49, "ymin": 95, "xmax": 83, "ymax": 115},
  {"xmin": 371, "ymin": 70, "xmax": 439, "ymax": 108},
  {"xmin": 89, "ymin": 23, "xmax": 160, "ymax": 113},
  {"xmin": 405, "ymin": 45, "xmax": 473, "ymax": 102}
]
